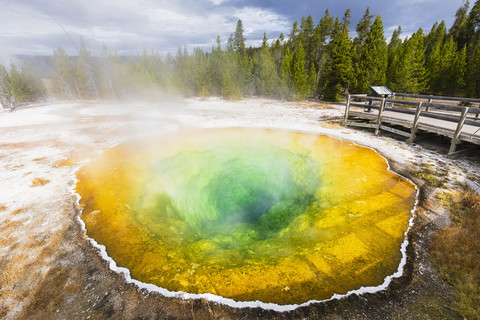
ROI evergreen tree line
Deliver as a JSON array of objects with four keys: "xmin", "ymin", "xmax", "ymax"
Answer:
[
  {"xmin": 0, "ymin": 62, "xmax": 46, "ymax": 108},
  {"xmin": 3, "ymin": 1, "xmax": 480, "ymax": 107}
]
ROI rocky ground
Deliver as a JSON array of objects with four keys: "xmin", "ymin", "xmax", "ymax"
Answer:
[{"xmin": 0, "ymin": 97, "xmax": 478, "ymax": 319}]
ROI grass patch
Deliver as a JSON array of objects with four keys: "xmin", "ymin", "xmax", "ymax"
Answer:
[
  {"xmin": 413, "ymin": 165, "xmax": 445, "ymax": 188},
  {"xmin": 430, "ymin": 188, "xmax": 480, "ymax": 319}
]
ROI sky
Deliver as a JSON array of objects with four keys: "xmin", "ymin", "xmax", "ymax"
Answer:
[{"xmin": 0, "ymin": 0, "xmax": 465, "ymax": 63}]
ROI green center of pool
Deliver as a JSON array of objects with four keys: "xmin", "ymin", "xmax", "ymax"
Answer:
[
  {"xmin": 76, "ymin": 128, "xmax": 416, "ymax": 305},
  {"xmin": 138, "ymin": 144, "xmax": 319, "ymax": 249}
]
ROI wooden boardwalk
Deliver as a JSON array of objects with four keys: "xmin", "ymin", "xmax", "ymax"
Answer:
[{"xmin": 343, "ymin": 93, "xmax": 480, "ymax": 155}]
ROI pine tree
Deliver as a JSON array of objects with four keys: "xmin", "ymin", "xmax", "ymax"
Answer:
[
  {"xmin": 52, "ymin": 46, "xmax": 77, "ymax": 99},
  {"xmin": 271, "ymin": 34, "xmax": 284, "ymax": 69},
  {"xmin": 425, "ymin": 21, "xmax": 446, "ymax": 58},
  {"xmin": 426, "ymin": 41, "xmax": 442, "ymax": 93},
  {"xmin": 20, "ymin": 61, "xmax": 46, "ymax": 101},
  {"xmin": 387, "ymin": 26, "xmax": 402, "ymax": 87},
  {"xmin": 394, "ymin": 30, "xmax": 429, "ymax": 94},
  {"xmin": 292, "ymin": 43, "xmax": 308, "ymax": 99},
  {"xmin": 341, "ymin": 9, "xmax": 352, "ymax": 30},
  {"xmin": 438, "ymin": 37, "xmax": 458, "ymax": 93},
  {"xmin": 313, "ymin": 10, "xmax": 334, "ymax": 94},
  {"xmin": 288, "ymin": 21, "xmax": 300, "ymax": 50},
  {"xmin": 128, "ymin": 49, "xmax": 159, "ymax": 98},
  {"xmin": 192, "ymin": 47, "xmax": 211, "ymax": 96},
  {"xmin": 449, "ymin": 1, "xmax": 470, "ymax": 49},
  {"xmin": 307, "ymin": 63, "xmax": 317, "ymax": 95},
  {"xmin": 299, "ymin": 15, "xmax": 315, "ymax": 67},
  {"xmin": 460, "ymin": 0, "xmax": 480, "ymax": 49},
  {"xmin": 452, "ymin": 45, "xmax": 467, "ymax": 95},
  {"xmin": 0, "ymin": 65, "xmax": 13, "ymax": 107},
  {"xmin": 233, "ymin": 19, "xmax": 246, "ymax": 54},
  {"xmin": 261, "ymin": 32, "xmax": 268, "ymax": 50},
  {"xmin": 0, "ymin": 63, "xmax": 45, "ymax": 108},
  {"xmin": 76, "ymin": 38, "xmax": 99, "ymax": 99},
  {"xmin": 253, "ymin": 34, "xmax": 280, "ymax": 97},
  {"xmin": 466, "ymin": 37, "xmax": 480, "ymax": 97},
  {"xmin": 7, "ymin": 64, "xmax": 27, "ymax": 103},
  {"xmin": 0, "ymin": 65, "xmax": 11, "ymax": 108},
  {"xmin": 352, "ymin": 7, "xmax": 374, "ymax": 92},
  {"xmin": 354, "ymin": 7, "xmax": 375, "ymax": 52},
  {"xmin": 354, "ymin": 15, "xmax": 387, "ymax": 93},
  {"xmin": 221, "ymin": 69, "xmax": 241, "ymax": 100},
  {"xmin": 280, "ymin": 47, "xmax": 294, "ymax": 99},
  {"xmin": 323, "ymin": 14, "xmax": 354, "ymax": 101}
]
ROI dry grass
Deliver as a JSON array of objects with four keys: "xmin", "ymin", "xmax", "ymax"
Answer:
[
  {"xmin": 11, "ymin": 208, "xmax": 23, "ymax": 215},
  {"xmin": 31, "ymin": 178, "xmax": 50, "ymax": 187},
  {"xmin": 431, "ymin": 188, "xmax": 480, "ymax": 319},
  {"xmin": 413, "ymin": 165, "xmax": 445, "ymax": 188}
]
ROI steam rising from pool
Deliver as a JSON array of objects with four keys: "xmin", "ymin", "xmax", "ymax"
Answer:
[{"xmin": 76, "ymin": 128, "xmax": 417, "ymax": 305}]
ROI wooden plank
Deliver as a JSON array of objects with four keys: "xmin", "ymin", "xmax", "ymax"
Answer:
[
  {"xmin": 459, "ymin": 132, "xmax": 480, "ymax": 144},
  {"xmin": 348, "ymin": 111, "xmax": 378, "ymax": 120},
  {"xmin": 414, "ymin": 111, "xmax": 480, "ymax": 126},
  {"xmin": 417, "ymin": 123, "xmax": 455, "ymax": 138},
  {"xmin": 388, "ymin": 107, "xmax": 417, "ymax": 115},
  {"xmin": 380, "ymin": 116, "xmax": 414, "ymax": 127},
  {"xmin": 407, "ymin": 102, "xmax": 423, "ymax": 144},
  {"xmin": 349, "ymin": 102, "xmax": 380, "ymax": 110},
  {"xmin": 385, "ymin": 98, "xmax": 419, "ymax": 106},
  {"xmin": 345, "ymin": 122, "xmax": 377, "ymax": 129},
  {"xmin": 394, "ymin": 93, "xmax": 480, "ymax": 104},
  {"xmin": 449, "ymin": 107, "xmax": 470, "ymax": 155},
  {"xmin": 419, "ymin": 110, "xmax": 473, "ymax": 124},
  {"xmin": 350, "ymin": 95, "xmax": 380, "ymax": 101},
  {"xmin": 423, "ymin": 102, "xmax": 465, "ymax": 112},
  {"xmin": 379, "ymin": 125, "xmax": 412, "ymax": 137},
  {"xmin": 467, "ymin": 107, "xmax": 480, "ymax": 115}
]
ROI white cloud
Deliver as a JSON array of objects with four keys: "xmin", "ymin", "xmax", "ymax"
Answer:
[
  {"xmin": 0, "ymin": 0, "xmax": 465, "ymax": 59},
  {"xmin": 0, "ymin": 0, "xmax": 290, "ymax": 57},
  {"xmin": 211, "ymin": 0, "xmax": 228, "ymax": 5}
]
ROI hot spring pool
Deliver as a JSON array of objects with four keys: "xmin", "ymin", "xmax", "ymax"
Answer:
[{"xmin": 76, "ymin": 128, "xmax": 417, "ymax": 307}]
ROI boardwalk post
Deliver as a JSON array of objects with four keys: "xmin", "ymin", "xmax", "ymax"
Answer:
[
  {"xmin": 375, "ymin": 98, "xmax": 386, "ymax": 135},
  {"xmin": 426, "ymin": 98, "xmax": 432, "ymax": 112},
  {"xmin": 343, "ymin": 95, "xmax": 351, "ymax": 126},
  {"xmin": 407, "ymin": 102, "xmax": 423, "ymax": 144},
  {"xmin": 449, "ymin": 107, "xmax": 470, "ymax": 155}
]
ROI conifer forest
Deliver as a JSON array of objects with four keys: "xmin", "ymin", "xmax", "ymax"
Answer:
[{"xmin": 2, "ymin": 2, "xmax": 480, "ymax": 107}]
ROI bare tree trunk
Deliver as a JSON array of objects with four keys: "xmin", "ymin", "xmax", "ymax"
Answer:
[{"xmin": 85, "ymin": 64, "xmax": 100, "ymax": 99}]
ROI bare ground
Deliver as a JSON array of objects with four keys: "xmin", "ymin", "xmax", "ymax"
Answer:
[{"xmin": 0, "ymin": 98, "xmax": 477, "ymax": 319}]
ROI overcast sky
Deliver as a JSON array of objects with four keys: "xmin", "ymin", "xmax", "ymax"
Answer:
[{"xmin": 0, "ymin": 0, "xmax": 465, "ymax": 63}]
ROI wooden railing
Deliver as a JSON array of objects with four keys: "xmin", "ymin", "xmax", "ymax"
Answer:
[{"xmin": 343, "ymin": 94, "xmax": 480, "ymax": 155}]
